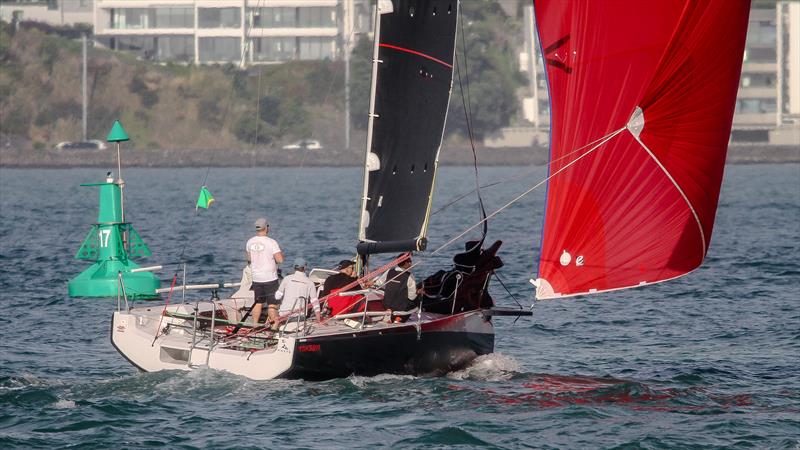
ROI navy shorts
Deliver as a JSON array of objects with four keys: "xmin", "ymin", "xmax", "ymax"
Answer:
[{"xmin": 251, "ymin": 280, "xmax": 280, "ymax": 305}]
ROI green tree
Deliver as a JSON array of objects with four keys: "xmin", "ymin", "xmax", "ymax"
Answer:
[
  {"xmin": 3, "ymin": 102, "xmax": 32, "ymax": 137},
  {"xmin": 233, "ymin": 94, "xmax": 311, "ymax": 145},
  {"xmin": 446, "ymin": 1, "xmax": 524, "ymax": 138},
  {"xmin": 276, "ymin": 100, "xmax": 311, "ymax": 137},
  {"xmin": 34, "ymin": 100, "xmax": 81, "ymax": 126},
  {"xmin": 305, "ymin": 61, "xmax": 343, "ymax": 105},
  {"xmin": 223, "ymin": 64, "xmax": 249, "ymax": 98},
  {"xmin": 349, "ymin": 36, "xmax": 373, "ymax": 130},
  {"xmin": 233, "ymin": 111, "xmax": 276, "ymax": 145},
  {"xmin": 0, "ymin": 25, "xmax": 13, "ymax": 64},
  {"xmin": 129, "ymin": 72, "xmax": 159, "ymax": 108},
  {"xmin": 39, "ymin": 36, "xmax": 60, "ymax": 73},
  {"xmin": 347, "ymin": 2, "xmax": 522, "ymax": 138},
  {"xmin": 258, "ymin": 95, "xmax": 282, "ymax": 126},
  {"xmin": 259, "ymin": 94, "xmax": 311, "ymax": 137}
]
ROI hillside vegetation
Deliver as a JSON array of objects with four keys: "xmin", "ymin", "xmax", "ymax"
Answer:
[
  {"xmin": 0, "ymin": 22, "xmax": 349, "ymax": 151},
  {"xmin": 1, "ymin": 4, "xmax": 526, "ymax": 164}
]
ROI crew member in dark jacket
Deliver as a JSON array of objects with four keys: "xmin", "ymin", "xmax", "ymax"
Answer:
[
  {"xmin": 381, "ymin": 254, "xmax": 420, "ymax": 323},
  {"xmin": 320, "ymin": 260, "xmax": 359, "ymax": 298}
]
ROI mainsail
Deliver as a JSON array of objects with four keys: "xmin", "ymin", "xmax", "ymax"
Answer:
[
  {"xmin": 357, "ymin": 0, "xmax": 458, "ymax": 255},
  {"xmin": 532, "ymin": 0, "xmax": 751, "ymax": 299}
]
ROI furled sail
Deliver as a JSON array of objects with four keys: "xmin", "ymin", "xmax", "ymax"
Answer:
[
  {"xmin": 532, "ymin": 0, "xmax": 750, "ymax": 299},
  {"xmin": 357, "ymin": 0, "xmax": 458, "ymax": 255}
]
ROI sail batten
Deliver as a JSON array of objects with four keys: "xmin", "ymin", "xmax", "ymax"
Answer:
[
  {"xmin": 533, "ymin": 0, "xmax": 750, "ymax": 300},
  {"xmin": 356, "ymin": 0, "xmax": 459, "ymax": 255}
]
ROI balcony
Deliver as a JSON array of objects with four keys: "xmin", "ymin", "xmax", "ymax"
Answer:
[
  {"xmin": 733, "ymin": 113, "xmax": 778, "ymax": 126},
  {"xmin": 742, "ymin": 62, "xmax": 777, "ymax": 73},
  {"xmin": 737, "ymin": 87, "xmax": 777, "ymax": 99}
]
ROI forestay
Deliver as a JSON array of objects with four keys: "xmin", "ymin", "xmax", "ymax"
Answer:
[
  {"xmin": 532, "ymin": 0, "xmax": 751, "ymax": 299},
  {"xmin": 357, "ymin": 0, "xmax": 459, "ymax": 255}
]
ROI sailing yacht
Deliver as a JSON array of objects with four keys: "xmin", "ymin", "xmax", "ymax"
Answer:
[
  {"xmin": 110, "ymin": 0, "xmax": 750, "ymax": 380},
  {"xmin": 112, "ymin": 0, "xmax": 525, "ymax": 381}
]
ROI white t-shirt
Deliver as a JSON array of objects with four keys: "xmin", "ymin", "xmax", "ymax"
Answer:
[{"xmin": 246, "ymin": 235, "xmax": 281, "ymax": 282}]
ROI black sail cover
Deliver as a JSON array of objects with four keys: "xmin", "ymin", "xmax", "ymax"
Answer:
[{"xmin": 357, "ymin": 0, "xmax": 458, "ymax": 255}]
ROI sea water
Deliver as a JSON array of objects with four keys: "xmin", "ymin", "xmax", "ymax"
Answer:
[{"xmin": 0, "ymin": 165, "xmax": 798, "ymax": 449}]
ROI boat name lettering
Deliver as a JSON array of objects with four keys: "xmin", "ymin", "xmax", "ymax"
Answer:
[{"xmin": 298, "ymin": 344, "xmax": 321, "ymax": 352}]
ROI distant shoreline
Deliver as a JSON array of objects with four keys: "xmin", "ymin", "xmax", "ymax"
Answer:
[{"xmin": 1, "ymin": 144, "xmax": 797, "ymax": 168}]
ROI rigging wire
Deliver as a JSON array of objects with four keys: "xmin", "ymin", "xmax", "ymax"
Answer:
[
  {"xmin": 493, "ymin": 271, "xmax": 523, "ymax": 310},
  {"xmin": 253, "ymin": 67, "xmax": 263, "ymax": 146},
  {"xmin": 288, "ymin": 22, "xmax": 360, "ymax": 192},
  {"xmin": 359, "ymin": 127, "xmax": 627, "ymax": 311},
  {"xmin": 339, "ymin": 3, "xmax": 594, "ymax": 305},
  {"xmin": 492, "ymin": 270, "xmax": 526, "ymax": 325},
  {"xmin": 453, "ymin": 3, "xmax": 487, "ymax": 249},
  {"xmin": 169, "ymin": 10, "xmax": 360, "ymax": 304},
  {"xmin": 173, "ymin": 0, "xmax": 265, "ymax": 268},
  {"xmin": 431, "ymin": 129, "xmax": 630, "ymax": 217},
  {"xmin": 400, "ymin": 127, "xmax": 627, "ymax": 283}
]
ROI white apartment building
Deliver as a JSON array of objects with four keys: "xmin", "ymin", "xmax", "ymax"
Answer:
[
  {"xmin": 515, "ymin": 2, "xmax": 800, "ymax": 147},
  {"xmin": 90, "ymin": 0, "xmax": 369, "ymax": 65},
  {"xmin": 0, "ymin": 0, "xmax": 94, "ymax": 26},
  {"xmin": 735, "ymin": 2, "xmax": 800, "ymax": 144}
]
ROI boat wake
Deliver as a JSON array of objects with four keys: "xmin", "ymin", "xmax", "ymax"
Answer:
[
  {"xmin": 0, "ymin": 373, "xmax": 58, "ymax": 392},
  {"xmin": 346, "ymin": 373, "xmax": 416, "ymax": 389},
  {"xmin": 462, "ymin": 373, "xmax": 757, "ymax": 413},
  {"xmin": 447, "ymin": 353, "xmax": 522, "ymax": 381}
]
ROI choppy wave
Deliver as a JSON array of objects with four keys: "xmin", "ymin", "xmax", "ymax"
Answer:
[{"xmin": 0, "ymin": 165, "xmax": 798, "ymax": 448}]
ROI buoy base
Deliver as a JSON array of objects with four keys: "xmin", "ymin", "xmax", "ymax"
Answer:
[{"xmin": 68, "ymin": 260, "xmax": 160, "ymax": 299}]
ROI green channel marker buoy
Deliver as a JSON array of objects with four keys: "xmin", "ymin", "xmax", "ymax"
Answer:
[{"xmin": 68, "ymin": 121, "xmax": 160, "ymax": 299}]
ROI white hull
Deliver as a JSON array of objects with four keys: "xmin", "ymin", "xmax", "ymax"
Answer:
[
  {"xmin": 111, "ymin": 299, "xmax": 296, "ymax": 380},
  {"xmin": 111, "ymin": 297, "xmax": 495, "ymax": 381}
]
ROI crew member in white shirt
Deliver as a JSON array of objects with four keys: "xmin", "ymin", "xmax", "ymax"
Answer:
[
  {"xmin": 275, "ymin": 258, "xmax": 321, "ymax": 327},
  {"xmin": 246, "ymin": 217, "xmax": 284, "ymax": 327}
]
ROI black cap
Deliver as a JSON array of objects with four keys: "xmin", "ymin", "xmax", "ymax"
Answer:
[{"xmin": 337, "ymin": 260, "xmax": 355, "ymax": 270}]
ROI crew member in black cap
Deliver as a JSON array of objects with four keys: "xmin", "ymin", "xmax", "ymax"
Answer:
[{"xmin": 319, "ymin": 259, "xmax": 359, "ymax": 298}]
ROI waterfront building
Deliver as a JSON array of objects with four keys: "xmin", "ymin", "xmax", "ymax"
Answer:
[
  {"xmin": 90, "ymin": 0, "xmax": 370, "ymax": 65},
  {"xmin": 735, "ymin": 2, "xmax": 800, "ymax": 145},
  {"xmin": 0, "ymin": 0, "xmax": 94, "ymax": 26},
  {"xmin": 0, "ymin": 0, "xmax": 369, "ymax": 65}
]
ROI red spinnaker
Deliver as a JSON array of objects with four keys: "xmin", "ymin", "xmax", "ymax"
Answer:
[{"xmin": 533, "ymin": 0, "xmax": 750, "ymax": 299}]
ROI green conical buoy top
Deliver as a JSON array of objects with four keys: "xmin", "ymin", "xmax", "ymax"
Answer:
[{"xmin": 107, "ymin": 120, "xmax": 130, "ymax": 142}]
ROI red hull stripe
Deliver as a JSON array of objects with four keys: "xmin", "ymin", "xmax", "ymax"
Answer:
[{"xmin": 379, "ymin": 43, "xmax": 453, "ymax": 69}]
